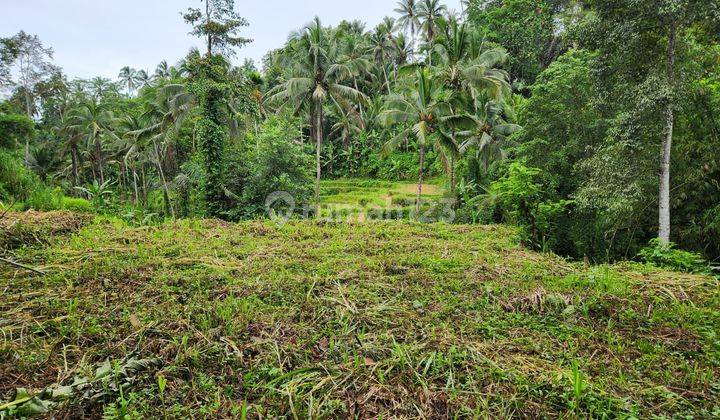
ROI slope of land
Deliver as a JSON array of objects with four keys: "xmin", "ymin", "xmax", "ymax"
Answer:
[{"xmin": 1, "ymin": 212, "xmax": 719, "ymax": 418}]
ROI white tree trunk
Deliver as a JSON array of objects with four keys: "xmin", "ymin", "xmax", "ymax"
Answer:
[
  {"xmin": 416, "ymin": 145, "xmax": 425, "ymax": 214},
  {"xmin": 315, "ymin": 102, "xmax": 323, "ymax": 217},
  {"xmin": 659, "ymin": 22, "xmax": 677, "ymax": 243}
]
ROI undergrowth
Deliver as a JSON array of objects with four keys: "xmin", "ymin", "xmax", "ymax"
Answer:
[{"xmin": 0, "ymin": 214, "xmax": 718, "ymax": 418}]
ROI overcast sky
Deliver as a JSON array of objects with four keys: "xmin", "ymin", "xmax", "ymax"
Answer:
[{"xmin": 2, "ymin": 0, "xmax": 463, "ymax": 81}]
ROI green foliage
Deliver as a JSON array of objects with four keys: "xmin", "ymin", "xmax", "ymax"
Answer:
[
  {"xmin": 487, "ymin": 162, "xmax": 570, "ymax": 249},
  {"xmin": 183, "ymin": 0, "xmax": 252, "ymax": 57},
  {"xmin": 2, "ymin": 215, "xmax": 719, "ymax": 417},
  {"xmin": 0, "ymin": 149, "xmax": 38, "ymax": 201},
  {"xmin": 467, "ymin": 0, "xmax": 569, "ymax": 85},
  {"xmin": 0, "ymin": 113, "xmax": 34, "ymax": 149},
  {"xmin": 639, "ymin": 239, "xmax": 712, "ymax": 275},
  {"xmin": 237, "ymin": 114, "xmax": 314, "ymax": 217},
  {"xmin": 74, "ymin": 179, "xmax": 115, "ymax": 210},
  {"xmin": 188, "ymin": 54, "xmax": 235, "ymax": 218}
]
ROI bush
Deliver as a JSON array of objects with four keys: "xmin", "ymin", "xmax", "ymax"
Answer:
[
  {"xmin": 24, "ymin": 187, "xmax": 63, "ymax": 211},
  {"xmin": 482, "ymin": 162, "xmax": 570, "ymax": 250},
  {"xmin": 0, "ymin": 113, "xmax": 35, "ymax": 149},
  {"xmin": 639, "ymin": 239, "xmax": 711, "ymax": 275},
  {"xmin": 61, "ymin": 196, "xmax": 93, "ymax": 213},
  {"xmin": 0, "ymin": 150, "xmax": 39, "ymax": 201},
  {"xmin": 232, "ymin": 114, "xmax": 313, "ymax": 219}
]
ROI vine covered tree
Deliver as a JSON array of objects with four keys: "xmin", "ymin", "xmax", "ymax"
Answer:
[{"xmin": 184, "ymin": 0, "xmax": 252, "ymax": 217}]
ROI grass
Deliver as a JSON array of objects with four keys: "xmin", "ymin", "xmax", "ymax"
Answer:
[
  {"xmin": 319, "ymin": 179, "xmax": 445, "ymax": 221},
  {"xmin": 0, "ymin": 212, "xmax": 719, "ymax": 418}
]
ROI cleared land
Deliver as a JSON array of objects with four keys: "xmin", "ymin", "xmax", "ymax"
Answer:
[{"xmin": 0, "ymin": 211, "xmax": 719, "ymax": 418}]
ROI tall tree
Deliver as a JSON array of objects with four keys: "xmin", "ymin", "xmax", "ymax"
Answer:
[
  {"xmin": 395, "ymin": 0, "xmax": 421, "ymax": 59},
  {"xmin": 68, "ymin": 100, "xmax": 114, "ymax": 185},
  {"xmin": 417, "ymin": 0, "xmax": 447, "ymax": 63},
  {"xmin": 4, "ymin": 31, "xmax": 57, "ymax": 118},
  {"xmin": 183, "ymin": 0, "xmax": 252, "ymax": 57},
  {"xmin": 118, "ymin": 66, "xmax": 139, "ymax": 95},
  {"xmin": 266, "ymin": 18, "xmax": 366, "ymax": 214},
  {"xmin": 183, "ymin": 0, "xmax": 252, "ymax": 218},
  {"xmin": 155, "ymin": 60, "xmax": 171, "ymax": 80},
  {"xmin": 583, "ymin": 0, "xmax": 718, "ymax": 243},
  {"xmin": 379, "ymin": 67, "xmax": 456, "ymax": 212}
]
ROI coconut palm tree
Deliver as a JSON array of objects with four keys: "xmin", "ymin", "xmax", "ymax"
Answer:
[
  {"xmin": 455, "ymin": 101, "xmax": 521, "ymax": 173},
  {"xmin": 68, "ymin": 99, "xmax": 115, "ymax": 185},
  {"xmin": 379, "ymin": 67, "xmax": 457, "ymax": 212},
  {"xmin": 339, "ymin": 33, "xmax": 373, "ymax": 121},
  {"xmin": 395, "ymin": 0, "xmax": 420, "ymax": 59},
  {"xmin": 125, "ymin": 85, "xmax": 194, "ymax": 217},
  {"xmin": 136, "ymin": 70, "xmax": 152, "ymax": 89},
  {"xmin": 52, "ymin": 112, "xmax": 84, "ymax": 187},
  {"xmin": 155, "ymin": 60, "xmax": 171, "ymax": 80},
  {"xmin": 368, "ymin": 28, "xmax": 395, "ymax": 95},
  {"xmin": 266, "ymin": 17, "xmax": 366, "ymax": 214},
  {"xmin": 88, "ymin": 77, "xmax": 116, "ymax": 100},
  {"xmin": 417, "ymin": 0, "xmax": 447, "ymax": 63},
  {"xmin": 435, "ymin": 20, "xmax": 511, "ymax": 106},
  {"xmin": 118, "ymin": 66, "xmax": 139, "ymax": 96}
]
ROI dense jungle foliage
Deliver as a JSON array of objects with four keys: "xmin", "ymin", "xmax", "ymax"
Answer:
[{"xmin": 1, "ymin": 0, "xmax": 719, "ymax": 265}]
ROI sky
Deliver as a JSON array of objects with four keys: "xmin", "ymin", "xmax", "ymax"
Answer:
[{"xmin": 2, "ymin": 0, "xmax": 463, "ymax": 81}]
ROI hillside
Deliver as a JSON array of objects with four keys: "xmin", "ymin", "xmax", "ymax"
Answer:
[{"xmin": 1, "ymin": 212, "xmax": 719, "ymax": 418}]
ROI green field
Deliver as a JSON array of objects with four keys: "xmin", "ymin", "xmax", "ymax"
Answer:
[
  {"xmin": 1, "ymin": 211, "xmax": 718, "ymax": 418},
  {"xmin": 318, "ymin": 179, "xmax": 445, "ymax": 221}
]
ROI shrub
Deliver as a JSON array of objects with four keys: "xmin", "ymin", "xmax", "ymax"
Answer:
[
  {"xmin": 0, "ymin": 113, "xmax": 35, "ymax": 149},
  {"xmin": 233, "ymin": 114, "xmax": 313, "ymax": 219},
  {"xmin": 61, "ymin": 196, "xmax": 93, "ymax": 213},
  {"xmin": 639, "ymin": 239, "xmax": 711, "ymax": 275},
  {"xmin": 24, "ymin": 187, "xmax": 63, "ymax": 211},
  {"xmin": 483, "ymin": 162, "xmax": 570, "ymax": 250},
  {"xmin": 0, "ymin": 150, "xmax": 39, "ymax": 201}
]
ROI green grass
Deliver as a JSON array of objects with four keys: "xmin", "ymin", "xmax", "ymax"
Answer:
[
  {"xmin": 319, "ymin": 179, "xmax": 445, "ymax": 220},
  {"xmin": 1, "ymin": 213, "xmax": 719, "ymax": 418}
]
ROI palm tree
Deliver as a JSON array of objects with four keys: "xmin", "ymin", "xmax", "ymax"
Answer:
[
  {"xmin": 53, "ymin": 112, "xmax": 84, "ymax": 187},
  {"xmin": 125, "ymin": 85, "xmax": 194, "ymax": 217},
  {"xmin": 455, "ymin": 101, "xmax": 521, "ymax": 174},
  {"xmin": 395, "ymin": 0, "xmax": 420, "ymax": 60},
  {"xmin": 118, "ymin": 66, "xmax": 138, "ymax": 95},
  {"xmin": 417, "ymin": 0, "xmax": 447, "ymax": 64},
  {"xmin": 368, "ymin": 28, "xmax": 395, "ymax": 95},
  {"xmin": 155, "ymin": 60, "xmax": 171, "ymax": 80},
  {"xmin": 266, "ymin": 17, "xmax": 365, "ymax": 214},
  {"xmin": 88, "ymin": 77, "xmax": 116, "ymax": 100},
  {"xmin": 339, "ymin": 33, "xmax": 373, "ymax": 121},
  {"xmin": 379, "ymin": 67, "xmax": 456, "ymax": 212},
  {"xmin": 68, "ymin": 99, "xmax": 115, "ymax": 185},
  {"xmin": 136, "ymin": 70, "xmax": 152, "ymax": 89},
  {"xmin": 115, "ymin": 115, "xmax": 145, "ymax": 204},
  {"xmin": 434, "ymin": 19, "xmax": 511, "ymax": 108}
]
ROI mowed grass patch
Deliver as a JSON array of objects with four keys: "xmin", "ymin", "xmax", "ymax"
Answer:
[{"xmin": 0, "ymin": 214, "xmax": 719, "ymax": 418}]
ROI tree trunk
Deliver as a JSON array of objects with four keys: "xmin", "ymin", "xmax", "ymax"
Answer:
[
  {"xmin": 132, "ymin": 168, "xmax": 139, "ymax": 205},
  {"xmin": 95, "ymin": 137, "xmax": 105, "ymax": 185},
  {"xmin": 141, "ymin": 166, "xmax": 148, "ymax": 204},
  {"xmin": 315, "ymin": 102, "xmax": 323, "ymax": 217},
  {"xmin": 354, "ymin": 78, "xmax": 364, "ymax": 121},
  {"xmin": 382, "ymin": 65, "xmax": 391, "ymax": 95},
  {"xmin": 450, "ymin": 154, "xmax": 455, "ymax": 193},
  {"xmin": 153, "ymin": 139, "xmax": 175, "ymax": 218},
  {"xmin": 70, "ymin": 144, "xmax": 80, "ymax": 187},
  {"xmin": 659, "ymin": 22, "xmax": 677, "ymax": 243},
  {"xmin": 416, "ymin": 144, "xmax": 425, "ymax": 214},
  {"xmin": 206, "ymin": 0, "xmax": 212, "ymax": 56}
]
